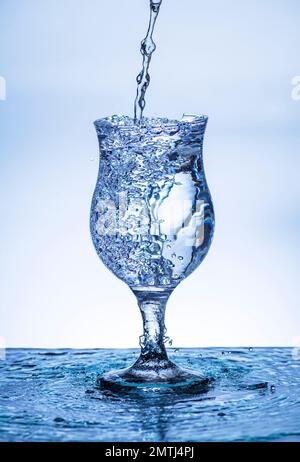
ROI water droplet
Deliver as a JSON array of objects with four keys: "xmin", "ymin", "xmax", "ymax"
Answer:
[
  {"xmin": 139, "ymin": 335, "xmax": 146, "ymax": 349},
  {"xmin": 54, "ymin": 417, "xmax": 65, "ymax": 423},
  {"xmin": 178, "ymin": 256, "xmax": 183, "ymax": 261},
  {"xmin": 167, "ymin": 244, "xmax": 171, "ymax": 249},
  {"xmin": 248, "ymin": 347, "xmax": 253, "ymax": 352},
  {"xmin": 164, "ymin": 336, "xmax": 173, "ymax": 346},
  {"xmin": 171, "ymin": 253, "xmax": 176, "ymax": 258},
  {"xmin": 160, "ymin": 276, "xmax": 170, "ymax": 286},
  {"xmin": 270, "ymin": 385, "xmax": 276, "ymax": 393}
]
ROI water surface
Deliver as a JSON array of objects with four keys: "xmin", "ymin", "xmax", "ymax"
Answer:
[{"xmin": 0, "ymin": 348, "xmax": 299, "ymax": 442}]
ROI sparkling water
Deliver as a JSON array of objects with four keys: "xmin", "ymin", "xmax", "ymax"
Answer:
[
  {"xmin": 134, "ymin": 0, "xmax": 163, "ymax": 120},
  {"xmin": 1, "ymin": 348, "xmax": 300, "ymax": 442},
  {"xmin": 90, "ymin": 115, "xmax": 214, "ymax": 289}
]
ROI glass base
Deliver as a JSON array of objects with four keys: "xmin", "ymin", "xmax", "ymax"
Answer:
[{"xmin": 98, "ymin": 357, "xmax": 213, "ymax": 395}]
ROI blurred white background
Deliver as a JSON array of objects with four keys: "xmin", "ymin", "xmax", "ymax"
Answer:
[{"xmin": 0, "ymin": 0, "xmax": 299, "ymax": 347}]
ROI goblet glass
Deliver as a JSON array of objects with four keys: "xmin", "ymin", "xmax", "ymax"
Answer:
[{"xmin": 90, "ymin": 114, "xmax": 214, "ymax": 393}]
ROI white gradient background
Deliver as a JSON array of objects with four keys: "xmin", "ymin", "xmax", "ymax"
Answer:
[{"xmin": 0, "ymin": 0, "xmax": 299, "ymax": 348}]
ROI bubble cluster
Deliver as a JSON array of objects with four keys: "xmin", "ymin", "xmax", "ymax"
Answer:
[{"xmin": 90, "ymin": 115, "xmax": 214, "ymax": 289}]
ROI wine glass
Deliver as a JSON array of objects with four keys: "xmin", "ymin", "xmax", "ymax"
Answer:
[{"xmin": 90, "ymin": 114, "xmax": 214, "ymax": 393}]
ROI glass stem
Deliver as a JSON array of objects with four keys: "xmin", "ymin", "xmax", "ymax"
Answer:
[{"xmin": 134, "ymin": 290, "xmax": 171, "ymax": 361}]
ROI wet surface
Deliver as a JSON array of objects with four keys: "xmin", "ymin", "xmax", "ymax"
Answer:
[{"xmin": 0, "ymin": 348, "xmax": 299, "ymax": 441}]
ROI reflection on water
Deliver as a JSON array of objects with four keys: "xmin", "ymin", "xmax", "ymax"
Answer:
[{"xmin": 0, "ymin": 348, "xmax": 299, "ymax": 442}]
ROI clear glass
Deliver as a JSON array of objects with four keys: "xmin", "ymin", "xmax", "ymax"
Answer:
[{"xmin": 90, "ymin": 114, "xmax": 215, "ymax": 393}]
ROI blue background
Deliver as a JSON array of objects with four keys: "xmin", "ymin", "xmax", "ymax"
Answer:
[{"xmin": 0, "ymin": 0, "xmax": 299, "ymax": 347}]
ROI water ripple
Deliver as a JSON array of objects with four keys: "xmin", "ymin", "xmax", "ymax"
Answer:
[{"xmin": 0, "ymin": 348, "xmax": 299, "ymax": 441}]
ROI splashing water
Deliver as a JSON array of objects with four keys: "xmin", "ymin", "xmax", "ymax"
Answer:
[{"xmin": 134, "ymin": 0, "xmax": 163, "ymax": 121}]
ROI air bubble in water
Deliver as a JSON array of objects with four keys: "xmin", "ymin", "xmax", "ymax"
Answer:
[
  {"xmin": 160, "ymin": 276, "xmax": 170, "ymax": 285},
  {"xmin": 148, "ymin": 243, "xmax": 161, "ymax": 255}
]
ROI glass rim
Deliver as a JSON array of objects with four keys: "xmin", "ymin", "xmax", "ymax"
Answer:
[{"xmin": 94, "ymin": 114, "xmax": 208, "ymax": 132}]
